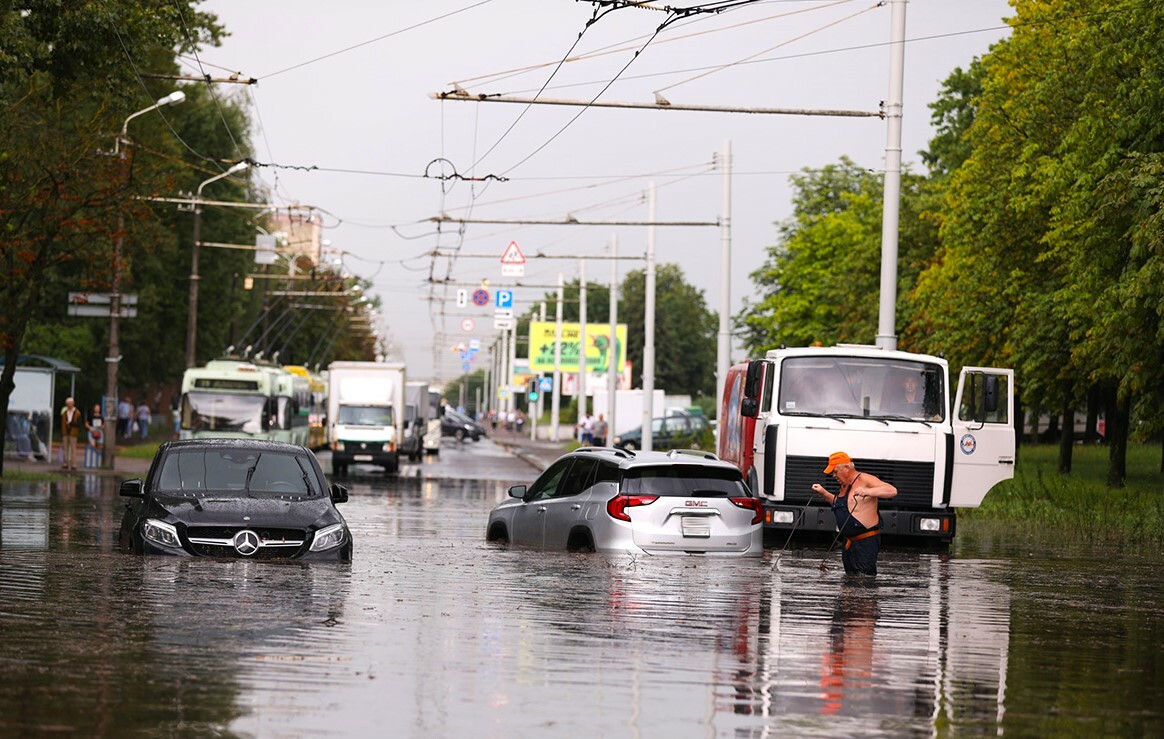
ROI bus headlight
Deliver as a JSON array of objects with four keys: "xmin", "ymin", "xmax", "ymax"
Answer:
[
  {"xmin": 919, "ymin": 518, "xmax": 942, "ymax": 532},
  {"xmin": 771, "ymin": 510, "xmax": 794, "ymax": 524}
]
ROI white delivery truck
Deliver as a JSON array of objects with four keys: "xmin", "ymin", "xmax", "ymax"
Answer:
[
  {"xmin": 327, "ymin": 360, "xmax": 406, "ymax": 475},
  {"xmin": 403, "ymin": 381, "xmax": 430, "ymax": 462},
  {"xmin": 718, "ymin": 345, "xmax": 1015, "ymax": 542}
]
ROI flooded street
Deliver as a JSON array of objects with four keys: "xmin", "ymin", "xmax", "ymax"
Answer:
[{"xmin": 2, "ymin": 441, "xmax": 1161, "ymax": 737}]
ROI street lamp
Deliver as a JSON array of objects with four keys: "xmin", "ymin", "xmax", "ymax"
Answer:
[
  {"xmin": 103, "ymin": 90, "xmax": 185, "ymax": 469},
  {"xmin": 186, "ymin": 160, "xmax": 250, "ymax": 368}
]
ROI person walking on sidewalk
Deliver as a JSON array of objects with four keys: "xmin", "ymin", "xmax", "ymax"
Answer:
[
  {"xmin": 592, "ymin": 414, "xmax": 608, "ymax": 447},
  {"xmin": 60, "ymin": 397, "xmax": 84, "ymax": 470},
  {"xmin": 85, "ymin": 403, "xmax": 105, "ymax": 468}
]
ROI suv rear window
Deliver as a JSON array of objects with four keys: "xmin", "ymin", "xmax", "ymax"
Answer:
[{"xmin": 621, "ymin": 466, "xmax": 749, "ymax": 497}]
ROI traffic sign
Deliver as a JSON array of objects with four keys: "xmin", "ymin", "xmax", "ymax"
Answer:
[
  {"xmin": 493, "ymin": 309, "xmax": 513, "ymax": 319},
  {"xmin": 469, "ymin": 338, "xmax": 481, "ymax": 351},
  {"xmin": 500, "ymin": 241, "xmax": 526, "ymax": 265},
  {"xmin": 460, "ymin": 317, "xmax": 475, "ymax": 332},
  {"xmin": 471, "ymin": 288, "xmax": 489, "ymax": 306},
  {"xmin": 456, "ymin": 289, "xmax": 468, "ymax": 307},
  {"xmin": 539, "ymin": 377, "xmax": 553, "ymax": 392},
  {"xmin": 495, "ymin": 290, "xmax": 513, "ymax": 309},
  {"xmin": 501, "ymin": 263, "xmax": 525, "ymax": 278},
  {"xmin": 493, "ymin": 317, "xmax": 515, "ymax": 330}
]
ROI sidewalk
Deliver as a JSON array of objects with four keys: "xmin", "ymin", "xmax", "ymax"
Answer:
[
  {"xmin": 2, "ymin": 447, "xmax": 151, "ymax": 479},
  {"xmin": 487, "ymin": 426, "xmax": 571, "ymax": 473}
]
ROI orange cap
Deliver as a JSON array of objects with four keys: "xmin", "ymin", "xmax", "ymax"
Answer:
[{"xmin": 822, "ymin": 451, "xmax": 852, "ymax": 474}]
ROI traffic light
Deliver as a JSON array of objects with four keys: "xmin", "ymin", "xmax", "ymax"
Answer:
[{"xmin": 528, "ymin": 378, "xmax": 539, "ymax": 402}]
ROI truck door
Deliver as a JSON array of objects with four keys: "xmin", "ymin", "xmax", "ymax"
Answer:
[{"xmin": 950, "ymin": 367, "xmax": 1016, "ymax": 507}]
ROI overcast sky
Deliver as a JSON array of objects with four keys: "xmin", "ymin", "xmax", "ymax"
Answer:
[{"xmin": 195, "ymin": 0, "xmax": 1013, "ymax": 382}]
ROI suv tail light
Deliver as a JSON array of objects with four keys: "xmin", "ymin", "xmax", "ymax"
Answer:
[
  {"xmin": 730, "ymin": 497, "xmax": 763, "ymax": 525},
  {"xmin": 606, "ymin": 495, "xmax": 658, "ymax": 522}
]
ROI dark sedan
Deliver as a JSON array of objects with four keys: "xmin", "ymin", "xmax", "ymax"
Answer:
[
  {"xmin": 441, "ymin": 410, "xmax": 485, "ymax": 441},
  {"xmin": 118, "ymin": 439, "xmax": 352, "ymax": 561}
]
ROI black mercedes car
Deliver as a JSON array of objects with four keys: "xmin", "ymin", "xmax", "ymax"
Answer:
[{"xmin": 118, "ymin": 439, "xmax": 352, "ymax": 561}]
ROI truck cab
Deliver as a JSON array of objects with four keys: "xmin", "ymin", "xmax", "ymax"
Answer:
[{"xmin": 718, "ymin": 346, "xmax": 1015, "ymax": 541}]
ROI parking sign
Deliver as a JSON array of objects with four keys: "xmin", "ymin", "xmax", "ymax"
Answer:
[{"xmin": 496, "ymin": 289, "xmax": 513, "ymax": 309}]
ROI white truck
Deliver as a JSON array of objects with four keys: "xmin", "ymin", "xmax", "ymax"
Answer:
[
  {"xmin": 717, "ymin": 345, "xmax": 1015, "ymax": 542},
  {"xmin": 327, "ymin": 360, "xmax": 406, "ymax": 475}
]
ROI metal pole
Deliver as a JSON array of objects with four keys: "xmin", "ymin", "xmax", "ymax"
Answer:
[
  {"xmin": 642, "ymin": 183, "xmax": 657, "ymax": 452},
  {"xmin": 716, "ymin": 140, "xmax": 733, "ymax": 427},
  {"xmin": 608, "ymin": 235, "xmax": 618, "ymax": 445},
  {"xmin": 551, "ymin": 273, "xmax": 564, "ymax": 442},
  {"xmin": 103, "ymin": 208, "xmax": 124, "ymax": 469},
  {"xmin": 876, "ymin": 0, "xmax": 907, "ymax": 351},
  {"xmin": 578, "ymin": 259, "xmax": 587, "ymax": 427},
  {"xmin": 507, "ymin": 324, "xmax": 517, "ymax": 416},
  {"xmin": 500, "ymin": 328, "xmax": 509, "ymax": 417},
  {"xmin": 187, "ymin": 162, "xmax": 249, "ymax": 368}
]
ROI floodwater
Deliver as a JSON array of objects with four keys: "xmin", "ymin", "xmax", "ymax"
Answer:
[{"xmin": 1, "ymin": 460, "xmax": 1161, "ymax": 737}]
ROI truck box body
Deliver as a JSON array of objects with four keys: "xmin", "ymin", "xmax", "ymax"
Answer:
[
  {"xmin": 718, "ymin": 346, "xmax": 1015, "ymax": 541},
  {"xmin": 327, "ymin": 361, "xmax": 405, "ymax": 473}
]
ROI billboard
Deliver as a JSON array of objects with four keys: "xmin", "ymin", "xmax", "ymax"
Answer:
[{"xmin": 528, "ymin": 322, "xmax": 627, "ymax": 374}]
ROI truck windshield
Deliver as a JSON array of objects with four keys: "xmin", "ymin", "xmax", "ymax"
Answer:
[
  {"xmin": 182, "ymin": 393, "xmax": 267, "ymax": 433},
  {"xmin": 777, "ymin": 357, "xmax": 945, "ymax": 422},
  {"xmin": 337, "ymin": 405, "xmax": 393, "ymax": 426}
]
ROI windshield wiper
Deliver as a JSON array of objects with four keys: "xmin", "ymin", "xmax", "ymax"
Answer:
[
  {"xmin": 244, "ymin": 460, "xmax": 257, "ymax": 493},
  {"xmin": 825, "ymin": 413, "xmax": 888, "ymax": 426},
  {"xmin": 873, "ymin": 414, "xmax": 933, "ymax": 428}
]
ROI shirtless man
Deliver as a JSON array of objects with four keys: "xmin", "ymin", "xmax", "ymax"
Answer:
[{"xmin": 811, "ymin": 451, "xmax": 897, "ymax": 575}]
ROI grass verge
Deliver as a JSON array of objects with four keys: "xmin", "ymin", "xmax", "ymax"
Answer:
[{"xmin": 960, "ymin": 442, "xmax": 1164, "ymax": 546}]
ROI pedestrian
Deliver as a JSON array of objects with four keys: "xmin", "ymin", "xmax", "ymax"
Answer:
[
  {"xmin": 591, "ymin": 414, "xmax": 608, "ymax": 447},
  {"xmin": 117, "ymin": 395, "xmax": 133, "ymax": 438},
  {"xmin": 85, "ymin": 403, "xmax": 104, "ymax": 468},
  {"xmin": 136, "ymin": 400, "xmax": 152, "ymax": 439},
  {"xmin": 515, "ymin": 409, "xmax": 525, "ymax": 434},
  {"xmin": 59, "ymin": 397, "xmax": 84, "ymax": 470},
  {"xmin": 811, "ymin": 451, "xmax": 897, "ymax": 576},
  {"xmin": 579, "ymin": 412, "xmax": 593, "ymax": 445}
]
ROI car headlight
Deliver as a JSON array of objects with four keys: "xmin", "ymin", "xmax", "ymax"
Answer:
[
  {"xmin": 310, "ymin": 523, "xmax": 346, "ymax": 552},
  {"xmin": 334, "ymin": 441, "xmax": 345, "ymax": 451},
  {"xmin": 143, "ymin": 519, "xmax": 181, "ymax": 548}
]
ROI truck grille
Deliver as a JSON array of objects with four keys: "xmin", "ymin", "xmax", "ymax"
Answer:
[{"xmin": 782, "ymin": 455, "xmax": 935, "ymax": 509}]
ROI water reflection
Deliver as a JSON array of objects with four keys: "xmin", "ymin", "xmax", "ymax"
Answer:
[{"xmin": 5, "ymin": 472, "xmax": 1163, "ymax": 736}]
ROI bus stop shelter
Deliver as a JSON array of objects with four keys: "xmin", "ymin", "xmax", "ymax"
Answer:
[{"xmin": 2, "ymin": 355, "xmax": 80, "ymax": 461}]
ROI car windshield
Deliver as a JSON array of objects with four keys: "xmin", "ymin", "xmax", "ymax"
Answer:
[
  {"xmin": 182, "ymin": 392, "xmax": 266, "ymax": 433},
  {"xmin": 156, "ymin": 449, "xmax": 321, "ymax": 497},
  {"xmin": 337, "ymin": 405, "xmax": 393, "ymax": 426},
  {"xmin": 777, "ymin": 357, "xmax": 946, "ymax": 422},
  {"xmin": 621, "ymin": 466, "xmax": 748, "ymax": 497}
]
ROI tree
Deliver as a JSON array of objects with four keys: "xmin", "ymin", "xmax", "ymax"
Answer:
[
  {"xmin": 620, "ymin": 263, "xmax": 717, "ymax": 399},
  {"xmin": 737, "ymin": 158, "xmax": 936, "ymax": 355},
  {"xmin": 0, "ymin": 1, "xmax": 227, "ymax": 474}
]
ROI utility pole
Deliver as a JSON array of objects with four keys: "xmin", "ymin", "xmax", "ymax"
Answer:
[
  {"xmin": 716, "ymin": 140, "xmax": 733, "ymax": 425},
  {"xmin": 877, "ymin": 0, "xmax": 907, "ymax": 351},
  {"xmin": 641, "ymin": 183, "xmax": 657, "ymax": 452},
  {"xmin": 578, "ymin": 258, "xmax": 587, "ymax": 429},
  {"xmin": 551, "ymin": 273, "xmax": 564, "ymax": 441},
  {"xmin": 607, "ymin": 235, "xmax": 619, "ymax": 446}
]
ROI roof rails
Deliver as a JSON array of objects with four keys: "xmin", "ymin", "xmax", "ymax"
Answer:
[
  {"xmin": 666, "ymin": 449, "xmax": 719, "ymax": 461},
  {"xmin": 576, "ymin": 446, "xmax": 634, "ymax": 459}
]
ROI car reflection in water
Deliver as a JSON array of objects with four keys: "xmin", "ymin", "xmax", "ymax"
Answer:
[{"xmin": 118, "ymin": 439, "xmax": 352, "ymax": 561}]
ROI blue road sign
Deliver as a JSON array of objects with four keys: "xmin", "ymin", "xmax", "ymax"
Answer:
[
  {"xmin": 495, "ymin": 289, "xmax": 513, "ymax": 309},
  {"xmin": 472, "ymin": 288, "xmax": 489, "ymax": 306},
  {"xmin": 462, "ymin": 362, "xmax": 472, "ymax": 372},
  {"xmin": 539, "ymin": 377, "xmax": 553, "ymax": 392}
]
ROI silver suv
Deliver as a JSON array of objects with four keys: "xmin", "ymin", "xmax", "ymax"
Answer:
[{"xmin": 486, "ymin": 447, "xmax": 762, "ymax": 556}]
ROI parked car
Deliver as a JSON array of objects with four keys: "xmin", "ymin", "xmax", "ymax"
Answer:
[
  {"xmin": 118, "ymin": 439, "xmax": 352, "ymax": 561},
  {"xmin": 486, "ymin": 447, "xmax": 762, "ymax": 556},
  {"xmin": 441, "ymin": 410, "xmax": 485, "ymax": 441},
  {"xmin": 612, "ymin": 414, "xmax": 711, "ymax": 452}
]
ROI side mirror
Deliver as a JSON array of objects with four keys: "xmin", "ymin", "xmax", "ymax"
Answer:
[
  {"xmin": 508, "ymin": 484, "xmax": 527, "ymax": 499},
  {"xmin": 983, "ymin": 375, "xmax": 1000, "ymax": 416},
  {"xmin": 743, "ymin": 360, "xmax": 765, "ymax": 400},
  {"xmin": 329, "ymin": 482, "xmax": 349, "ymax": 504},
  {"xmin": 119, "ymin": 479, "xmax": 144, "ymax": 498},
  {"xmin": 741, "ymin": 398, "xmax": 759, "ymax": 418}
]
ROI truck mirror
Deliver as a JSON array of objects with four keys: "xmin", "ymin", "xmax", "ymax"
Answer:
[
  {"xmin": 983, "ymin": 375, "xmax": 1000, "ymax": 416},
  {"xmin": 743, "ymin": 360, "xmax": 764, "ymax": 400},
  {"xmin": 741, "ymin": 398, "xmax": 759, "ymax": 418}
]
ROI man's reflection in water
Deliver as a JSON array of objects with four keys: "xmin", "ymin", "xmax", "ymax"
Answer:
[{"xmin": 820, "ymin": 584, "xmax": 879, "ymax": 715}]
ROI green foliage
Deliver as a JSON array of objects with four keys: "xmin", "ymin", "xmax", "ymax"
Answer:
[
  {"xmin": 737, "ymin": 159, "xmax": 936, "ymax": 354},
  {"xmin": 961, "ymin": 443, "xmax": 1164, "ymax": 546}
]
